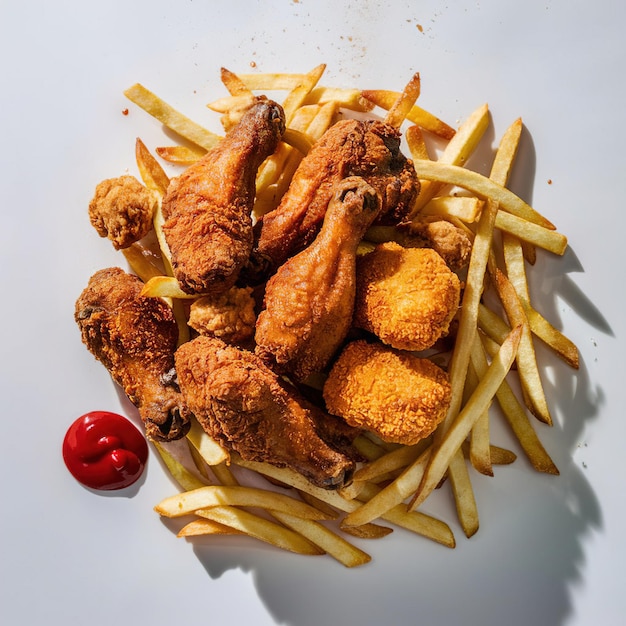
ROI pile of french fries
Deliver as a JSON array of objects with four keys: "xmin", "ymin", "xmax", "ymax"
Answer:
[{"xmin": 117, "ymin": 65, "xmax": 578, "ymax": 567}]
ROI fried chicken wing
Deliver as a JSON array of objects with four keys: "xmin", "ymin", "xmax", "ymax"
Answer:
[
  {"xmin": 354, "ymin": 242, "xmax": 461, "ymax": 352},
  {"xmin": 75, "ymin": 267, "xmax": 190, "ymax": 441},
  {"xmin": 247, "ymin": 118, "xmax": 419, "ymax": 280},
  {"xmin": 254, "ymin": 177, "xmax": 380, "ymax": 381},
  {"xmin": 89, "ymin": 175, "xmax": 157, "ymax": 250},
  {"xmin": 162, "ymin": 97, "xmax": 285, "ymax": 294},
  {"xmin": 323, "ymin": 340, "xmax": 451, "ymax": 446},
  {"xmin": 175, "ymin": 336, "xmax": 356, "ymax": 489}
]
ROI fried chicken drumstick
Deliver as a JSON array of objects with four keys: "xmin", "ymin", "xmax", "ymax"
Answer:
[
  {"xmin": 75, "ymin": 267, "xmax": 190, "ymax": 441},
  {"xmin": 175, "ymin": 336, "xmax": 357, "ymax": 489},
  {"xmin": 248, "ymin": 118, "xmax": 419, "ymax": 280},
  {"xmin": 162, "ymin": 97, "xmax": 285, "ymax": 295},
  {"xmin": 255, "ymin": 176, "xmax": 380, "ymax": 381}
]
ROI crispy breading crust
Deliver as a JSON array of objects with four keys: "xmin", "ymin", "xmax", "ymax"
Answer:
[
  {"xmin": 323, "ymin": 340, "xmax": 451, "ymax": 445},
  {"xmin": 354, "ymin": 242, "xmax": 461, "ymax": 351}
]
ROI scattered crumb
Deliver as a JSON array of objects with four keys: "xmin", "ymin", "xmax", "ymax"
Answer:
[
  {"xmin": 417, "ymin": 23, "xmax": 424, "ymax": 33},
  {"xmin": 547, "ymin": 179, "xmax": 552, "ymax": 185},
  {"xmin": 122, "ymin": 108, "xmax": 129, "ymax": 116}
]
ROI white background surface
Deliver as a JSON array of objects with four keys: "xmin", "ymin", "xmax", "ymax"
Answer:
[{"xmin": 1, "ymin": 1, "xmax": 623, "ymax": 624}]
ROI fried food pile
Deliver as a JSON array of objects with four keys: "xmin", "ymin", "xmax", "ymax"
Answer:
[
  {"xmin": 75, "ymin": 66, "xmax": 579, "ymax": 565},
  {"xmin": 77, "ymin": 83, "xmax": 461, "ymax": 489}
]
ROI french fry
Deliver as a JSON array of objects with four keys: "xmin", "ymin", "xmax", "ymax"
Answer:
[
  {"xmin": 352, "ymin": 439, "xmax": 430, "ymax": 483},
  {"xmin": 303, "ymin": 86, "xmax": 374, "ymax": 111},
  {"xmin": 156, "ymin": 145, "xmax": 205, "ymax": 165},
  {"xmin": 447, "ymin": 450, "xmax": 480, "ymax": 537},
  {"xmin": 405, "ymin": 124, "xmax": 431, "ymax": 160},
  {"xmin": 155, "ymin": 485, "xmax": 334, "ymax": 520},
  {"xmin": 282, "ymin": 127, "xmax": 315, "ymax": 154},
  {"xmin": 461, "ymin": 441, "xmax": 517, "ymax": 465},
  {"xmin": 341, "ymin": 448, "xmax": 432, "ymax": 527},
  {"xmin": 186, "ymin": 417, "xmax": 229, "ymax": 466},
  {"xmin": 125, "ymin": 83, "xmax": 222, "ymax": 151},
  {"xmin": 495, "ymin": 211, "xmax": 567, "ymax": 254},
  {"xmin": 122, "ymin": 243, "xmax": 166, "ymax": 282},
  {"xmin": 272, "ymin": 511, "xmax": 372, "ymax": 567},
  {"xmin": 410, "ymin": 325, "xmax": 522, "ymax": 511},
  {"xmin": 339, "ymin": 520, "xmax": 394, "ymax": 540},
  {"xmin": 233, "ymin": 456, "xmax": 455, "ymax": 547},
  {"xmin": 384, "ymin": 72, "xmax": 421, "ymax": 129},
  {"xmin": 361, "ymin": 88, "xmax": 456, "ymax": 139},
  {"xmin": 140, "ymin": 275, "xmax": 196, "ymax": 298},
  {"xmin": 493, "ymin": 269, "xmax": 552, "ymax": 424},
  {"xmin": 153, "ymin": 442, "xmax": 208, "ymax": 492},
  {"xmin": 135, "ymin": 137, "xmax": 170, "ymax": 196},
  {"xmin": 280, "ymin": 63, "xmax": 326, "ymax": 123},
  {"xmin": 421, "ymin": 195, "xmax": 483, "ymax": 223},
  {"xmin": 194, "ymin": 505, "xmax": 324, "ymax": 555},
  {"xmin": 477, "ymin": 332, "xmax": 559, "ymax": 474},
  {"xmin": 177, "ymin": 518, "xmax": 244, "ymax": 537},
  {"xmin": 220, "ymin": 67, "xmax": 254, "ymax": 96},
  {"xmin": 411, "ymin": 103, "xmax": 490, "ymax": 214}
]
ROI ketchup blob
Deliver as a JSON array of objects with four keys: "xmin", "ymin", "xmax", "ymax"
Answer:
[{"xmin": 63, "ymin": 411, "xmax": 148, "ymax": 490}]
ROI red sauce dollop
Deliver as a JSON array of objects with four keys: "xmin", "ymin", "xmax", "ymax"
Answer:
[{"xmin": 63, "ymin": 411, "xmax": 148, "ymax": 490}]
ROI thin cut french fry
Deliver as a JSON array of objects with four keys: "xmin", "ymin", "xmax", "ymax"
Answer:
[
  {"xmin": 153, "ymin": 442, "xmax": 207, "ymax": 492},
  {"xmin": 384, "ymin": 72, "xmax": 421, "ymax": 129},
  {"xmin": 361, "ymin": 88, "xmax": 456, "ymax": 139},
  {"xmin": 477, "ymin": 332, "xmax": 559, "ymax": 474},
  {"xmin": 156, "ymin": 145, "xmax": 205, "ymax": 165},
  {"xmin": 155, "ymin": 485, "xmax": 334, "ymax": 520},
  {"xmin": 141, "ymin": 275, "xmax": 197, "ymax": 299},
  {"xmin": 220, "ymin": 67, "xmax": 254, "ymax": 96},
  {"xmin": 186, "ymin": 417, "xmax": 229, "ymax": 466},
  {"xmin": 177, "ymin": 518, "xmax": 244, "ymax": 537},
  {"xmin": 410, "ymin": 324, "xmax": 522, "ymax": 510},
  {"xmin": 411, "ymin": 103, "xmax": 490, "ymax": 214},
  {"xmin": 195, "ymin": 505, "xmax": 324, "ymax": 555},
  {"xmin": 494, "ymin": 269, "xmax": 552, "ymax": 424},
  {"xmin": 413, "ymin": 159, "xmax": 555, "ymax": 229},
  {"xmin": 233, "ymin": 456, "xmax": 454, "ymax": 547},
  {"xmin": 125, "ymin": 83, "xmax": 222, "ymax": 151},
  {"xmin": 135, "ymin": 137, "xmax": 170, "ymax": 196},
  {"xmin": 272, "ymin": 511, "xmax": 371, "ymax": 567}
]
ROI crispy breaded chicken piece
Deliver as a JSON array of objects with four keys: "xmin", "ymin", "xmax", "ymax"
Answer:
[
  {"xmin": 89, "ymin": 175, "xmax": 157, "ymax": 250},
  {"xmin": 75, "ymin": 267, "xmax": 190, "ymax": 441},
  {"xmin": 188, "ymin": 286, "xmax": 256, "ymax": 347},
  {"xmin": 247, "ymin": 118, "xmax": 419, "ymax": 280},
  {"xmin": 354, "ymin": 242, "xmax": 461, "ymax": 352},
  {"xmin": 396, "ymin": 216, "xmax": 473, "ymax": 272},
  {"xmin": 323, "ymin": 340, "xmax": 451, "ymax": 446},
  {"xmin": 175, "ymin": 336, "xmax": 356, "ymax": 489},
  {"xmin": 162, "ymin": 97, "xmax": 285, "ymax": 295},
  {"xmin": 255, "ymin": 177, "xmax": 380, "ymax": 381}
]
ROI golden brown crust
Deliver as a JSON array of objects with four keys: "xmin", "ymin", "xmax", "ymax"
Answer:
[
  {"xmin": 354, "ymin": 242, "xmax": 461, "ymax": 351},
  {"xmin": 323, "ymin": 340, "xmax": 451, "ymax": 445},
  {"xmin": 254, "ymin": 177, "xmax": 380, "ymax": 381},
  {"xmin": 89, "ymin": 176, "xmax": 156, "ymax": 250},
  {"xmin": 188, "ymin": 286, "xmax": 257, "ymax": 346},
  {"xmin": 75, "ymin": 267, "xmax": 190, "ymax": 441},
  {"xmin": 162, "ymin": 98, "xmax": 285, "ymax": 295},
  {"xmin": 175, "ymin": 336, "xmax": 356, "ymax": 489},
  {"xmin": 250, "ymin": 118, "xmax": 419, "ymax": 280}
]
